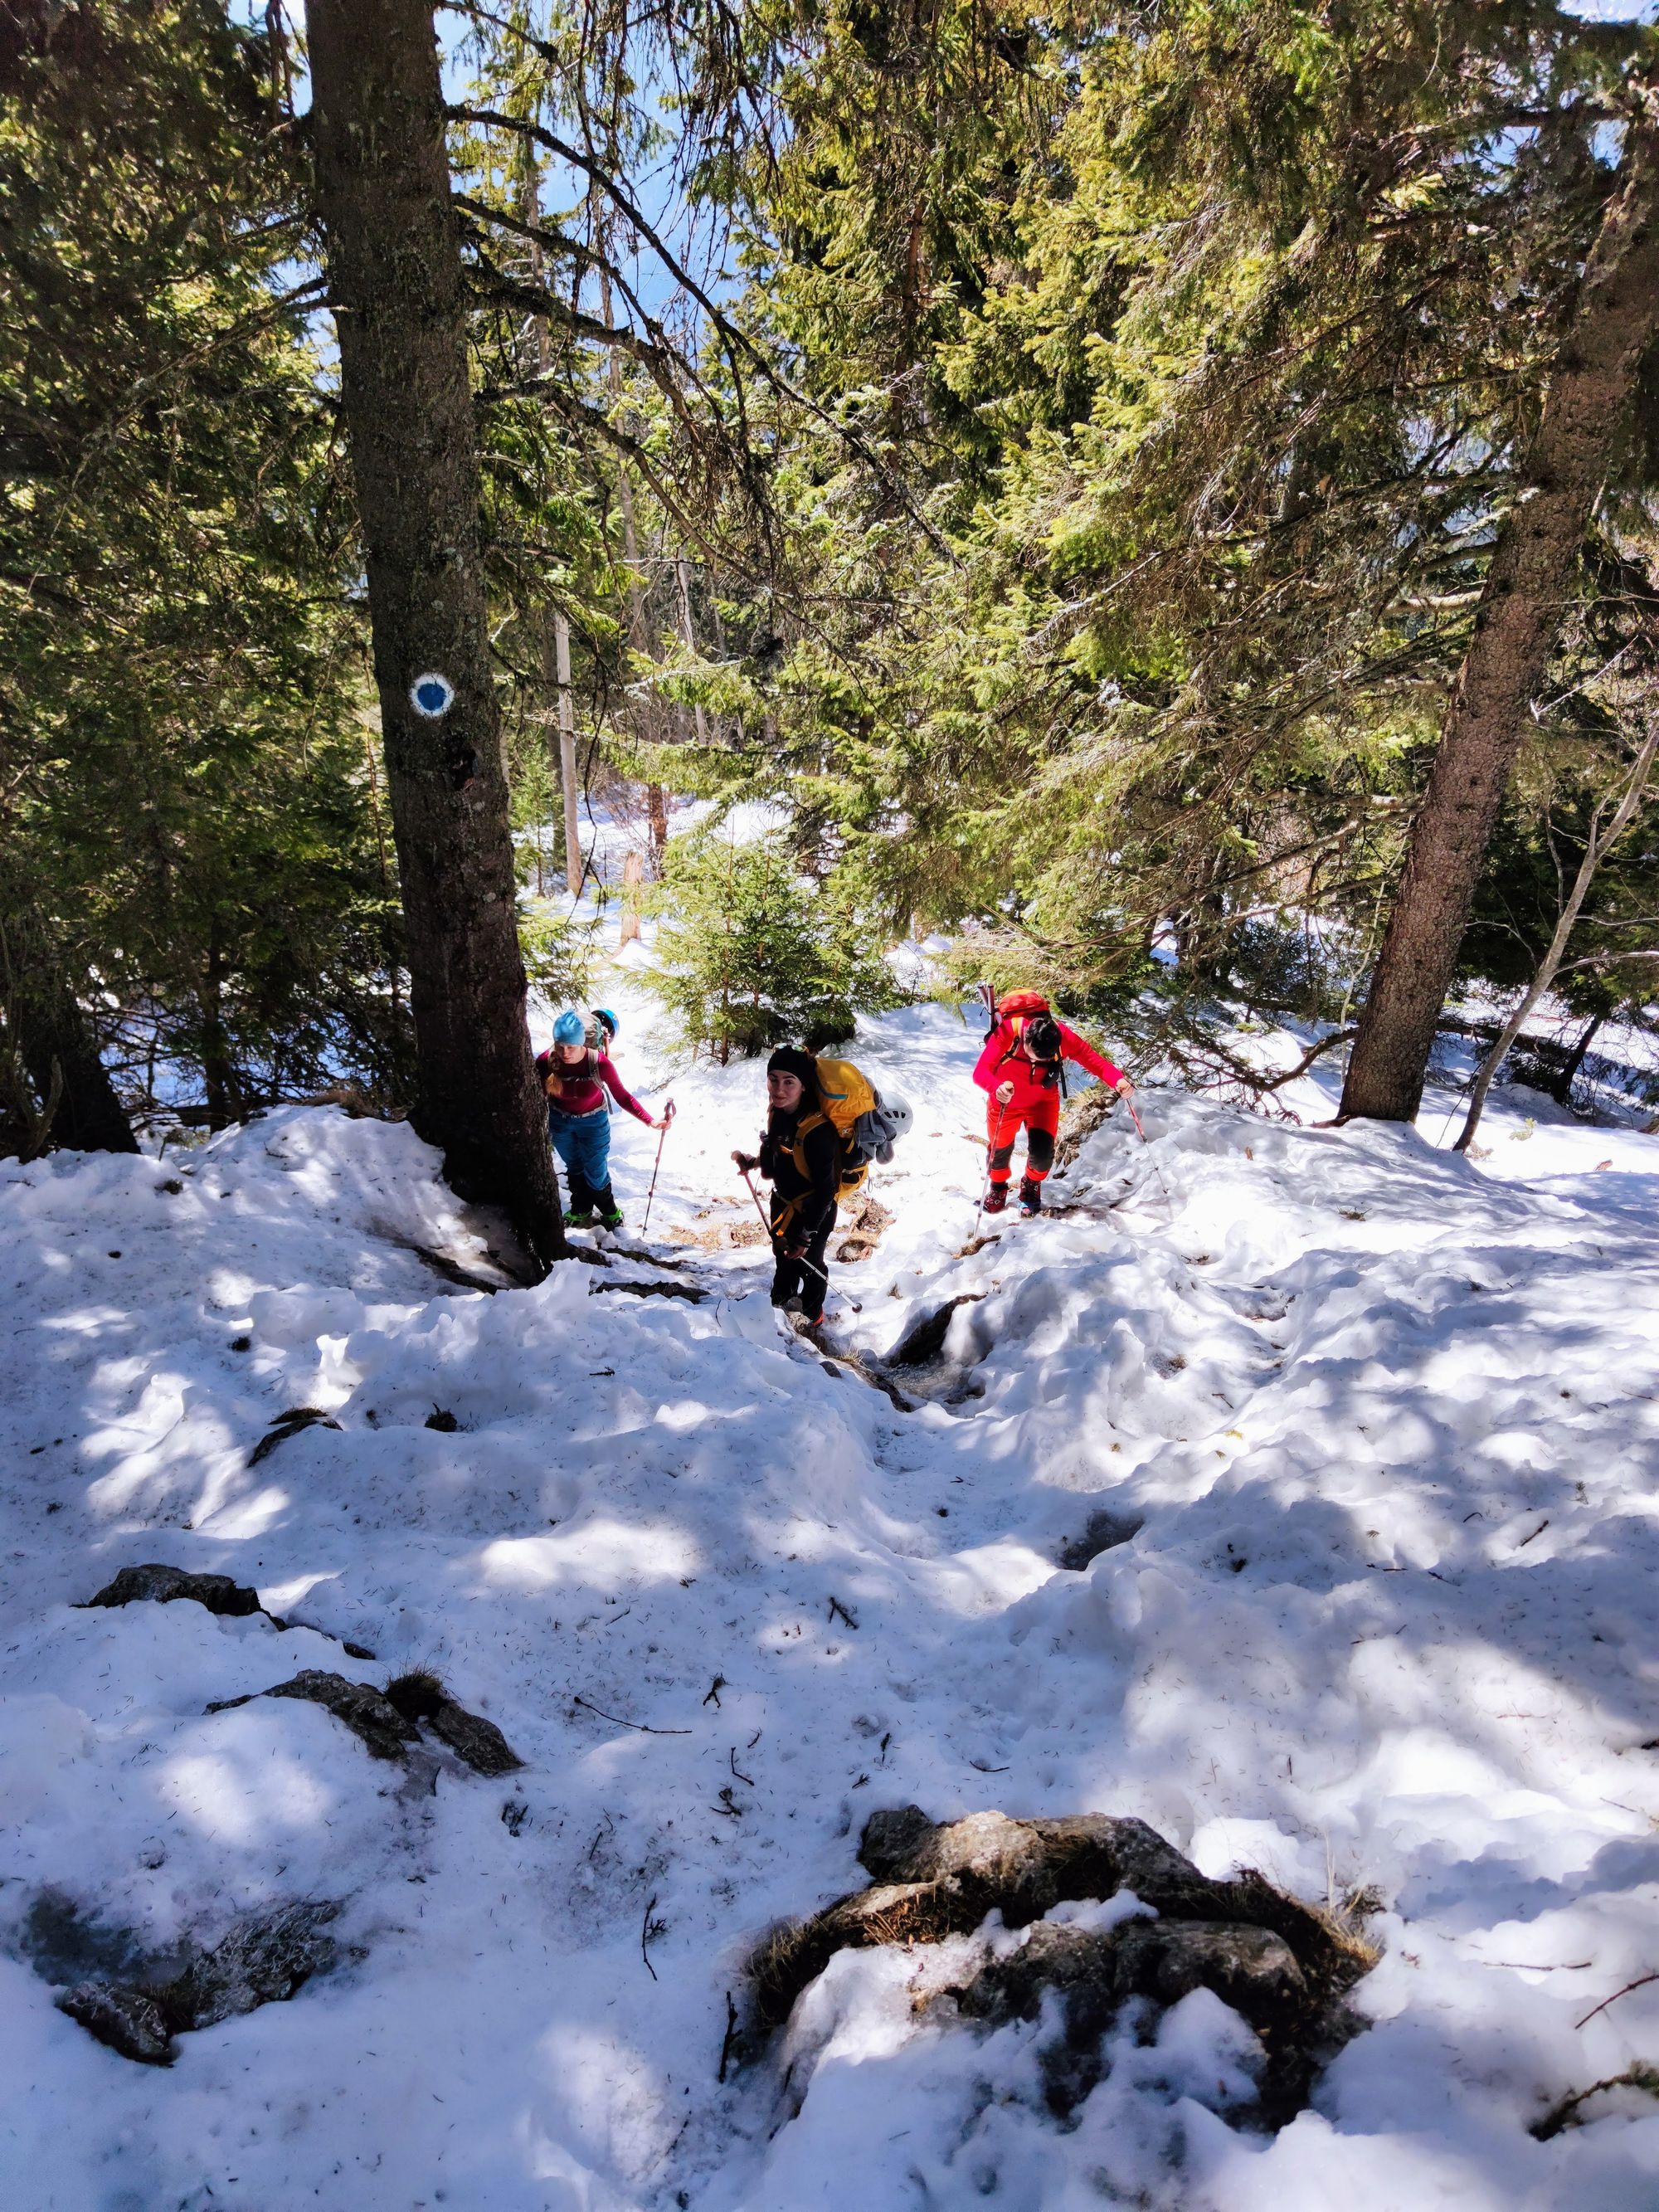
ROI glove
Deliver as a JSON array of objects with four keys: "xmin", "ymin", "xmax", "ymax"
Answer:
[
  {"xmin": 732, "ymin": 1149, "xmax": 759, "ymax": 1171},
  {"xmin": 785, "ymin": 1240, "xmax": 809, "ymax": 1260}
]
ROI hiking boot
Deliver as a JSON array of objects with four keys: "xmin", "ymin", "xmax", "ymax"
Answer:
[
  {"xmin": 597, "ymin": 1205, "xmax": 624, "ymax": 1230},
  {"xmin": 563, "ymin": 1206, "xmax": 595, "ymax": 1227},
  {"xmin": 1019, "ymin": 1177, "xmax": 1043, "ymax": 1217},
  {"xmin": 983, "ymin": 1185, "xmax": 1009, "ymax": 1215}
]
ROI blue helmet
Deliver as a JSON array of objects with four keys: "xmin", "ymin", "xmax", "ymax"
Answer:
[
  {"xmin": 552, "ymin": 1009, "xmax": 586, "ymax": 1047},
  {"xmin": 593, "ymin": 1007, "xmax": 619, "ymax": 1041}
]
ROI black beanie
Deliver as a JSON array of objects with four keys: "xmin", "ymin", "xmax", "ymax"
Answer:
[{"xmin": 766, "ymin": 1046, "xmax": 818, "ymax": 1088}]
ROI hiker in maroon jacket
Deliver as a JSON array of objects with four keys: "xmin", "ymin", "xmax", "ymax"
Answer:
[
  {"xmin": 538, "ymin": 1008, "xmax": 665, "ymax": 1229},
  {"xmin": 973, "ymin": 990, "xmax": 1131, "ymax": 1216}
]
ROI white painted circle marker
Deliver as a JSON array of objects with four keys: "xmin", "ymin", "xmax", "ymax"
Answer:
[{"xmin": 410, "ymin": 672, "xmax": 455, "ymax": 719}]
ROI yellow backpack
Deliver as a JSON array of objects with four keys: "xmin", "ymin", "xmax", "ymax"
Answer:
[{"xmin": 791, "ymin": 1055, "xmax": 878, "ymax": 1196}]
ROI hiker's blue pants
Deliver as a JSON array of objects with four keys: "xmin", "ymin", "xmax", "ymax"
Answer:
[{"xmin": 547, "ymin": 1107, "xmax": 612, "ymax": 1213}]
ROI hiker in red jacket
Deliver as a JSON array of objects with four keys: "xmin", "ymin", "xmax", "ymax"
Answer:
[{"xmin": 973, "ymin": 991, "xmax": 1131, "ymax": 1216}]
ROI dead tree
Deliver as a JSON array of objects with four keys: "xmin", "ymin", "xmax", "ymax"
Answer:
[{"xmin": 1456, "ymin": 716, "xmax": 1659, "ymax": 1150}]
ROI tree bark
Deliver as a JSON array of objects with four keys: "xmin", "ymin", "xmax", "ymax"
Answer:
[
  {"xmin": 199, "ymin": 926, "xmax": 242, "ymax": 1133},
  {"xmin": 1550, "ymin": 1009, "xmax": 1605, "ymax": 1104},
  {"xmin": 309, "ymin": 0, "xmax": 563, "ymax": 1265},
  {"xmin": 0, "ymin": 900, "xmax": 136, "ymax": 1156},
  {"xmin": 1340, "ymin": 109, "xmax": 1659, "ymax": 1123},
  {"xmin": 553, "ymin": 612, "xmax": 582, "ymax": 894}
]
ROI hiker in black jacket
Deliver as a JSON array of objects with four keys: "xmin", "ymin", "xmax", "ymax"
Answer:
[{"xmin": 732, "ymin": 1046, "xmax": 840, "ymax": 1325}]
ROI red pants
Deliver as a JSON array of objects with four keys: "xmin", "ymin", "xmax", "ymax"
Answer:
[{"xmin": 986, "ymin": 1095, "xmax": 1058, "ymax": 1186}]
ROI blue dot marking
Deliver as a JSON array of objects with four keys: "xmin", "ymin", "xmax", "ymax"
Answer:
[{"xmin": 410, "ymin": 672, "xmax": 455, "ymax": 719}]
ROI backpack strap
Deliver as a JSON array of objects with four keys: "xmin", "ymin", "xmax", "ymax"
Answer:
[{"xmin": 789, "ymin": 1108, "xmax": 831, "ymax": 1183}]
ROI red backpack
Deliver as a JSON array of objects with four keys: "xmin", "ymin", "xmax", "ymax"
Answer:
[{"xmin": 990, "ymin": 991, "xmax": 1066, "ymax": 1091}]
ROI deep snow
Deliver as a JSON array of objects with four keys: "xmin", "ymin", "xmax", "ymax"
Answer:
[{"xmin": 3, "ymin": 986, "xmax": 1659, "ymax": 2210}]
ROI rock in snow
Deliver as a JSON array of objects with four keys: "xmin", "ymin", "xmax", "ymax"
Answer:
[
  {"xmin": 85, "ymin": 1562, "xmax": 262, "ymax": 1617},
  {"xmin": 56, "ymin": 1901, "xmax": 342, "ymax": 2066},
  {"xmin": 206, "ymin": 1669, "xmax": 421, "ymax": 1761}
]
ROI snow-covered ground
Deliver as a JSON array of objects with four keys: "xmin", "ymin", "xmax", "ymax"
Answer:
[{"xmin": 4, "ymin": 984, "xmax": 1659, "ymax": 2210}]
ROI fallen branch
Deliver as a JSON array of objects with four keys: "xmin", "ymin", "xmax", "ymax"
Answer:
[
  {"xmin": 640, "ymin": 1893, "xmax": 663, "ymax": 1982},
  {"xmin": 571, "ymin": 1695, "xmax": 691, "ymax": 1737},
  {"xmin": 1575, "ymin": 1967, "xmax": 1659, "ymax": 2031}
]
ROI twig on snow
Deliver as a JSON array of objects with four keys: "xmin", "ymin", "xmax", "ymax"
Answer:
[
  {"xmin": 571, "ymin": 1694, "xmax": 691, "ymax": 1737},
  {"xmin": 1576, "ymin": 1969, "xmax": 1659, "ymax": 2031},
  {"xmin": 640, "ymin": 1893, "xmax": 665, "ymax": 1981},
  {"xmin": 703, "ymin": 1674, "xmax": 726, "ymax": 1708},
  {"xmin": 827, "ymin": 1596, "xmax": 859, "ymax": 1630},
  {"xmin": 718, "ymin": 1991, "xmax": 740, "ymax": 2082},
  {"xmin": 729, "ymin": 1746, "xmax": 754, "ymax": 1786}
]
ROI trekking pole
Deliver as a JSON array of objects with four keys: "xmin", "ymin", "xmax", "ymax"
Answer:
[
  {"xmin": 972, "ymin": 1097, "xmax": 1011, "ymax": 1240},
  {"xmin": 1120, "ymin": 1089, "xmax": 1177, "ymax": 1217},
  {"xmin": 740, "ymin": 1164, "xmax": 830, "ymax": 1290},
  {"xmin": 640, "ymin": 1099, "xmax": 675, "ymax": 1235}
]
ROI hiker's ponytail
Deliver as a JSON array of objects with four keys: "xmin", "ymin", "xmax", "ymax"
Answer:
[{"xmin": 542, "ymin": 1046, "xmax": 596, "ymax": 1099}]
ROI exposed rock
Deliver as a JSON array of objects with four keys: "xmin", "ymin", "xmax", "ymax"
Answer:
[
  {"xmin": 857, "ymin": 1805, "xmax": 1226, "ymax": 1927},
  {"xmin": 21, "ymin": 1888, "xmax": 187, "ymax": 1990},
  {"xmin": 207, "ymin": 1669, "xmax": 420, "ymax": 1761},
  {"xmin": 165, "ymin": 1900, "xmax": 339, "ymax": 2028},
  {"xmin": 51, "ymin": 1902, "xmax": 341, "ymax": 2067},
  {"xmin": 888, "ymin": 1294, "xmax": 985, "ymax": 1367},
  {"xmin": 956, "ymin": 1917, "xmax": 1305, "ymax": 2040},
  {"xmin": 383, "ymin": 1671, "xmax": 523, "ymax": 1776},
  {"xmin": 750, "ymin": 1805, "xmax": 1376, "ymax": 2122},
  {"xmin": 85, "ymin": 1563, "xmax": 261, "ymax": 1618},
  {"xmin": 856, "ymin": 1804, "xmax": 936, "ymax": 1878},
  {"xmin": 1055, "ymin": 1509, "xmax": 1142, "ymax": 1571},
  {"xmin": 57, "ymin": 1981, "xmax": 175, "ymax": 2066},
  {"xmin": 1117, "ymin": 1918, "xmax": 1306, "ymax": 2019},
  {"xmin": 248, "ymin": 1407, "xmax": 343, "ymax": 1468}
]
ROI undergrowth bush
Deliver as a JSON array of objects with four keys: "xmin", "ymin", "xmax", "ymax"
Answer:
[
  {"xmin": 518, "ymin": 907, "xmax": 598, "ymax": 1007},
  {"xmin": 645, "ymin": 830, "xmax": 903, "ymax": 1060}
]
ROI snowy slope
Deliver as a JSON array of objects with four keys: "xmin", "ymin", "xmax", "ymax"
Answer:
[{"xmin": 2, "ymin": 998, "xmax": 1658, "ymax": 2210}]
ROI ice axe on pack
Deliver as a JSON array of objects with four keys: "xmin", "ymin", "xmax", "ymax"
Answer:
[{"xmin": 640, "ymin": 1099, "xmax": 675, "ymax": 1235}]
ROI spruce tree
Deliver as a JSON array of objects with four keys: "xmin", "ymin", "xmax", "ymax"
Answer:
[{"xmin": 309, "ymin": 0, "xmax": 565, "ymax": 1264}]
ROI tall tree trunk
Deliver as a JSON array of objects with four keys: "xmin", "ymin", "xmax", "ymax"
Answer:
[
  {"xmin": 1551, "ymin": 1009, "xmax": 1605, "ymax": 1104},
  {"xmin": 526, "ymin": 154, "xmax": 585, "ymax": 905},
  {"xmin": 0, "ymin": 904, "xmax": 136, "ymax": 1156},
  {"xmin": 553, "ymin": 611, "xmax": 582, "ymax": 894},
  {"xmin": 199, "ymin": 926, "xmax": 240, "ymax": 1132},
  {"xmin": 597, "ymin": 244, "xmax": 670, "ymax": 864},
  {"xmin": 309, "ymin": 0, "xmax": 563, "ymax": 1265},
  {"xmin": 1340, "ymin": 111, "xmax": 1659, "ymax": 1123}
]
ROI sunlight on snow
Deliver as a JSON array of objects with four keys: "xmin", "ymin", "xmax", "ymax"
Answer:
[{"xmin": 475, "ymin": 1518, "xmax": 700, "ymax": 1591}]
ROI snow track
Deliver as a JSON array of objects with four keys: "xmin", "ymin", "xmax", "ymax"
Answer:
[{"xmin": 2, "ymin": 1006, "xmax": 1658, "ymax": 2208}]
